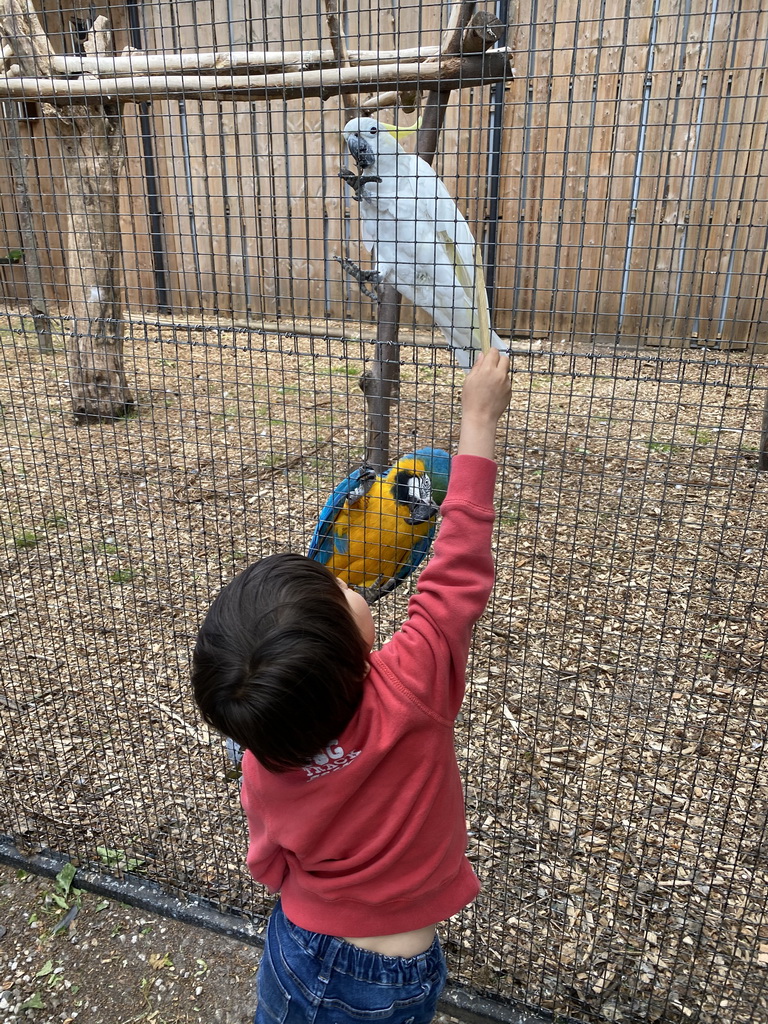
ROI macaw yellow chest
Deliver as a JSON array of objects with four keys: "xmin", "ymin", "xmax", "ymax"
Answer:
[{"xmin": 327, "ymin": 486, "xmax": 429, "ymax": 588}]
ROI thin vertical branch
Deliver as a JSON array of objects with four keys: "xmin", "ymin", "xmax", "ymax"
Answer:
[
  {"xmin": 361, "ymin": 1, "xmax": 481, "ymax": 473},
  {"xmin": 3, "ymin": 102, "xmax": 52, "ymax": 353},
  {"xmin": 360, "ymin": 287, "xmax": 403, "ymax": 474},
  {"xmin": 324, "ymin": 0, "xmax": 357, "ymax": 120}
]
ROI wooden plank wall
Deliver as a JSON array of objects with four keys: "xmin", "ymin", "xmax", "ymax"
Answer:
[
  {"xmin": 498, "ymin": 0, "xmax": 768, "ymax": 349},
  {"xmin": 0, "ymin": 0, "xmax": 766, "ymax": 349}
]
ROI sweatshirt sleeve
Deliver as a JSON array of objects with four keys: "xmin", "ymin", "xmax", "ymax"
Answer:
[
  {"xmin": 374, "ymin": 454, "xmax": 497, "ymax": 722},
  {"xmin": 240, "ymin": 753, "xmax": 289, "ymax": 892}
]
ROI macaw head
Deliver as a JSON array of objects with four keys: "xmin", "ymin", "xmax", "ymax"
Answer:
[
  {"xmin": 342, "ymin": 115, "xmax": 421, "ymax": 169},
  {"xmin": 395, "ymin": 447, "xmax": 451, "ymax": 510},
  {"xmin": 412, "ymin": 447, "xmax": 451, "ymax": 506},
  {"xmin": 386, "ymin": 455, "xmax": 440, "ymax": 526}
]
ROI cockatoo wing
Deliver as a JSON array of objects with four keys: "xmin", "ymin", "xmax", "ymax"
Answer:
[
  {"xmin": 435, "ymin": 229, "xmax": 492, "ymax": 354},
  {"xmin": 307, "ymin": 466, "xmax": 377, "ymax": 563},
  {"xmin": 415, "ymin": 175, "xmax": 492, "ymax": 354},
  {"xmin": 415, "ymin": 171, "xmax": 476, "ymax": 256}
]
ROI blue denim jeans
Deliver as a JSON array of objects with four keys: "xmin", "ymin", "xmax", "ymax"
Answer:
[{"xmin": 254, "ymin": 901, "xmax": 447, "ymax": 1024}]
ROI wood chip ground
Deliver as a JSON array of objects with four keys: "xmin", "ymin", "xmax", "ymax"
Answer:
[{"xmin": 1, "ymin": 312, "xmax": 767, "ymax": 1023}]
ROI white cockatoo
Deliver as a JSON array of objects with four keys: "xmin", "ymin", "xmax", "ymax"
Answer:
[{"xmin": 339, "ymin": 114, "xmax": 503, "ymax": 371}]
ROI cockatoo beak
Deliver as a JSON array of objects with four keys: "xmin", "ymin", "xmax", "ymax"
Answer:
[
  {"xmin": 378, "ymin": 116, "xmax": 423, "ymax": 141},
  {"xmin": 348, "ymin": 134, "xmax": 376, "ymax": 169}
]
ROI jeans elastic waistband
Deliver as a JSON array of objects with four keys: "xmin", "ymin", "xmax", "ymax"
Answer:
[{"xmin": 274, "ymin": 900, "xmax": 442, "ymax": 986}]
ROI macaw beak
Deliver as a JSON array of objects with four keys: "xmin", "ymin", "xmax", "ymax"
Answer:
[
  {"xmin": 405, "ymin": 498, "xmax": 439, "ymax": 526},
  {"xmin": 394, "ymin": 467, "xmax": 438, "ymax": 525}
]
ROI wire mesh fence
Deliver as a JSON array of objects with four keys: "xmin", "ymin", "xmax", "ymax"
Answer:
[{"xmin": 1, "ymin": 1, "xmax": 768, "ymax": 1023}]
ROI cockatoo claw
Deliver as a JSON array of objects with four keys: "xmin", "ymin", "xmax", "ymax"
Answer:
[
  {"xmin": 334, "ymin": 256, "xmax": 381, "ymax": 300},
  {"xmin": 338, "ymin": 168, "xmax": 382, "ymax": 202}
]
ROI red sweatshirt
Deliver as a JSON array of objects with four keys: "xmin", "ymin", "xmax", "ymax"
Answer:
[{"xmin": 240, "ymin": 454, "xmax": 497, "ymax": 936}]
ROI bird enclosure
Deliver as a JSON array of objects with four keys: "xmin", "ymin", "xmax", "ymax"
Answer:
[{"xmin": 1, "ymin": 1, "xmax": 768, "ymax": 1023}]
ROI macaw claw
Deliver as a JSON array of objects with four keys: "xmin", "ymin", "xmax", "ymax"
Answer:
[
  {"xmin": 350, "ymin": 574, "xmax": 401, "ymax": 606},
  {"xmin": 339, "ymin": 168, "xmax": 382, "ymax": 201},
  {"xmin": 334, "ymin": 256, "xmax": 381, "ymax": 300}
]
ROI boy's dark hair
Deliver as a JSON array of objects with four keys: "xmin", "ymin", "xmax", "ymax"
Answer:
[{"xmin": 191, "ymin": 553, "xmax": 370, "ymax": 773}]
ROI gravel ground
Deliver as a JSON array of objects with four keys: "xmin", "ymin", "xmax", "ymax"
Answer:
[
  {"xmin": 0, "ymin": 862, "xmax": 262, "ymax": 1023},
  {"xmin": 3, "ymin": 314, "xmax": 767, "ymax": 1022}
]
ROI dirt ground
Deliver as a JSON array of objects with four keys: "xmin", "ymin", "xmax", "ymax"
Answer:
[
  {"xmin": 2, "ymin": 312, "xmax": 768, "ymax": 1023},
  {"xmin": 0, "ymin": 862, "xmax": 263, "ymax": 1024}
]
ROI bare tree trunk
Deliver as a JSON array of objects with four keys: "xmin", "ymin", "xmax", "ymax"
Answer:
[
  {"xmin": 0, "ymin": 1, "xmax": 133, "ymax": 420},
  {"xmin": 58, "ymin": 72, "xmax": 134, "ymax": 421},
  {"xmin": 359, "ymin": 290, "xmax": 402, "ymax": 473}
]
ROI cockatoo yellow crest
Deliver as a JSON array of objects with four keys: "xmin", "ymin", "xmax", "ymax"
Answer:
[{"xmin": 377, "ymin": 116, "xmax": 423, "ymax": 140}]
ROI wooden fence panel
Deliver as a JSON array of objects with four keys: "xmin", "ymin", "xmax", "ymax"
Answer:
[
  {"xmin": 534, "ymin": 4, "xmax": 579, "ymax": 340},
  {"xmin": 587, "ymin": 0, "xmax": 653, "ymax": 339},
  {"xmin": 685, "ymin": 8, "xmax": 768, "ymax": 348},
  {"xmin": 555, "ymin": 11, "xmax": 603, "ymax": 342},
  {"xmin": 0, "ymin": 121, "xmax": 23, "ymax": 304},
  {"xmin": 658, "ymin": 0, "xmax": 742, "ymax": 345},
  {"xmin": 622, "ymin": 0, "xmax": 702, "ymax": 344},
  {"xmin": 120, "ymin": 109, "xmax": 157, "ymax": 313},
  {"xmin": 498, "ymin": 0, "xmax": 557, "ymax": 339},
  {"xmin": 570, "ymin": 10, "xmax": 626, "ymax": 340},
  {"xmin": 20, "ymin": 118, "xmax": 67, "ymax": 298},
  {"xmin": 494, "ymin": 0, "xmax": 768, "ymax": 349}
]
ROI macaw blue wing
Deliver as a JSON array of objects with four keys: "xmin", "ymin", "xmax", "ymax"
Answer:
[
  {"xmin": 308, "ymin": 465, "xmax": 376, "ymax": 564},
  {"xmin": 393, "ymin": 522, "xmax": 437, "ymax": 583}
]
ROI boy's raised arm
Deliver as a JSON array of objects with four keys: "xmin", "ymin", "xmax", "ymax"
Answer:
[
  {"xmin": 456, "ymin": 348, "xmax": 512, "ymax": 461},
  {"xmin": 377, "ymin": 351, "xmax": 512, "ymax": 719}
]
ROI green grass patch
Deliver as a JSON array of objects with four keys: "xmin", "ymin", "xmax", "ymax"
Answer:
[
  {"xmin": 14, "ymin": 529, "xmax": 40, "ymax": 550},
  {"xmin": 109, "ymin": 568, "xmax": 138, "ymax": 585}
]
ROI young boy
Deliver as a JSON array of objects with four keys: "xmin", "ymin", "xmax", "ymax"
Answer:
[{"xmin": 192, "ymin": 349, "xmax": 512, "ymax": 1023}]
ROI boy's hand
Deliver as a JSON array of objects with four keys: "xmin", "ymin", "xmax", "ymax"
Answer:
[{"xmin": 457, "ymin": 350, "xmax": 512, "ymax": 460}]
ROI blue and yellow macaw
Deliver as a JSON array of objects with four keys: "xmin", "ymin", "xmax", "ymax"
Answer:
[{"xmin": 308, "ymin": 447, "xmax": 451, "ymax": 602}]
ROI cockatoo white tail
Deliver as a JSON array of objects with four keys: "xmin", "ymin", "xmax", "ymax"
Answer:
[{"xmin": 340, "ymin": 115, "xmax": 504, "ymax": 371}]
